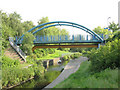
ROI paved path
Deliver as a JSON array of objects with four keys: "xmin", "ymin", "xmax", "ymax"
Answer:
[{"xmin": 43, "ymin": 56, "xmax": 88, "ymax": 89}]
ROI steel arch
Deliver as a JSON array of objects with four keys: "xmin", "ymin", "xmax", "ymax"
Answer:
[{"xmin": 17, "ymin": 21, "xmax": 104, "ymax": 43}]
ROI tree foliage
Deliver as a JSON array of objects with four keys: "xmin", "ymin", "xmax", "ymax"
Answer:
[
  {"xmin": 21, "ymin": 32, "xmax": 35, "ymax": 55},
  {"xmin": 1, "ymin": 11, "xmax": 35, "ymax": 48},
  {"xmin": 109, "ymin": 22, "xmax": 120, "ymax": 32},
  {"xmin": 89, "ymin": 39, "xmax": 119, "ymax": 72},
  {"xmin": 93, "ymin": 26, "xmax": 112, "ymax": 38}
]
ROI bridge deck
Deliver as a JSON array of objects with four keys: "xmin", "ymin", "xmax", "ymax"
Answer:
[
  {"xmin": 33, "ymin": 40, "xmax": 103, "ymax": 44},
  {"xmin": 32, "ymin": 44, "xmax": 98, "ymax": 51}
]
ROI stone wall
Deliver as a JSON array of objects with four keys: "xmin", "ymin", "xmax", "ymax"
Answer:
[{"xmin": 43, "ymin": 57, "xmax": 61, "ymax": 68}]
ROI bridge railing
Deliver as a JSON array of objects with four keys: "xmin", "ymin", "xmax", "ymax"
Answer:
[
  {"xmin": 9, "ymin": 37, "xmax": 26, "ymax": 62},
  {"xmin": 16, "ymin": 34, "xmax": 105, "ymax": 44},
  {"xmin": 33, "ymin": 34, "xmax": 101, "ymax": 43}
]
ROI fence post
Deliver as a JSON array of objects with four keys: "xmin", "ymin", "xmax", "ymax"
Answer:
[
  {"xmin": 79, "ymin": 35, "xmax": 81, "ymax": 40},
  {"xmin": 65, "ymin": 35, "xmax": 68, "ymax": 40},
  {"xmin": 51, "ymin": 36, "xmax": 52, "ymax": 41},
  {"xmin": 47, "ymin": 36, "xmax": 49, "ymax": 41},
  {"xmin": 86, "ymin": 35, "xmax": 88, "ymax": 40},
  {"xmin": 53, "ymin": 36, "xmax": 55, "ymax": 41},
  {"xmin": 40, "ymin": 37, "xmax": 42, "ymax": 41},
  {"xmin": 72, "ymin": 35, "xmax": 74, "ymax": 41},
  {"xmin": 93, "ymin": 35, "xmax": 95, "ymax": 40},
  {"xmin": 60, "ymin": 35, "xmax": 61, "ymax": 41},
  {"xmin": 58, "ymin": 35, "xmax": 59, "ymax": 41}
]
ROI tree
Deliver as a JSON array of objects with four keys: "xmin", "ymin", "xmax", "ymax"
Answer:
[
  {"xmin": 21, "ymin": 32, "xmax": 35, "ymax": 55},
  {"xmin": 22, "ymin": 21, "xmax": 35, "ymax": 32},
  {"xmin": 93, "ymin": 26, "xmax": 112, "ymax": 35},
  {"xmin": 109, "ymin": 22, "xmax": 120, "ymax": 32},
  {"xmin": 37, "ymin": 17, "xmax": 49, "ymax": 25},
  {"xmin": 8, "ymin": 12, "xmax": 24, "ymax": 36},
  {"xmin": 93, "ymin": 26, "xmax": 112, "ymax": 40}
]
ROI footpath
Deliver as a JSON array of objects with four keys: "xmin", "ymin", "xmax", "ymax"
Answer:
[{"xmin": 43, "ymin": 56, "xmax": 88, "ymax": 89}]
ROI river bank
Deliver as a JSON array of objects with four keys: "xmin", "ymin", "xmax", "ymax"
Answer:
[
  {"xmin": 8, "ymin": 58, "xmax": 67, "ymax": 89},
  {"xmin": 44, "ymin": 56, "xmax": 88, "ymax": 88},
  {"xmin": 2, "ymin": 52, "xmax": 82, "ymax": 89}
]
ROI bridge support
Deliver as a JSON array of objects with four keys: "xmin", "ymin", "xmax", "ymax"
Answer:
[
  {"xmin": 43, "ymin": 60, "xmax": 49, "ymax": 69},
  {"xmin": 97, "ymin": 44, "xmax": 100, "ymax": 49}
]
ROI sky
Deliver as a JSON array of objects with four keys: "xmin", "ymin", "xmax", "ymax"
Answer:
[{"xmin": 0, "ymin": 0, "xmax": 120, "ymax": 35}]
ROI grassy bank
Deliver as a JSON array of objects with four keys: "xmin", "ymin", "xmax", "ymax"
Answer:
[
  {"xmin": 54, "ymin": 61, "xmax": 118, "ymax": 88},
  {"xmin": 37, "ymin": 50, "xmax": 72, "ymax": 60}
]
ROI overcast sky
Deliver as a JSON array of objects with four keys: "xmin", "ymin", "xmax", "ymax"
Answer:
[{"xmin": 0, "ymin": 0, "xmax": 119, "ymax": 35}]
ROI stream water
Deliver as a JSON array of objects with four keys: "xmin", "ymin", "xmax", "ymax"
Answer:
[{"xmin": 13, "ymin": 60, "xmax": 68, "ymax": 89}]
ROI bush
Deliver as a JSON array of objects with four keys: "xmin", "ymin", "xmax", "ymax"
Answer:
[
  {"xmin": 63, "ymin": 56, "xmax": 68, "ymax": 61},
  {"xmin": 89, "ymin": 39, "xmax": 120, "ymax": 72},
  {"xmin": 2, "ymin": 63, "xmax": 45, "ymax": 88},
  {"xmin": 70, "ymin": 53, "xmax": 82, "ymax": 59},
  {"xmin": 2, "ymin": 67, "xmax": 35, "ymax": 87},
  {"xmin": 44, "ymin": 71, "xmax": 60, "ymax": 82},
  {"xmin": 2, "ymin": 56, "xmax": 20, "ymax": 68},
  {"xmin": 70, "ymin": 54, "xmax": 75, "ymax": 59}
]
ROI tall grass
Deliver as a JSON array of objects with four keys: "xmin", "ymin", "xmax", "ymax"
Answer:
[
  {"xmin": 38, "ymin": 50, "xmax": 72, "ymax": 60},
  {"xmin": 54, "ymin": 61, "xmax": 118, "ymax": 88}
]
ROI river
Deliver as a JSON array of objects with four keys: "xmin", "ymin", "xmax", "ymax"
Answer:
[{"xmin": 13, "ymin": 60, "xmax": 68, "ymax": 89}]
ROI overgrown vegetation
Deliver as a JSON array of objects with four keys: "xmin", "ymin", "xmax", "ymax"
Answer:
[
  {"xmin": 0, "ymin": 10, "xmax": 71, "ymax": 88},
  {"xmin": 62, "ymin": 52, "xmax": 82, "ymax": 61},
  {"xmin": 89, "ymin": 39, "xmax": 119, "ymax": 72},
  {"xmin": 2, "ymin": 56, "xmax": 20, "ymax": 68},
  {"xmin": 44, "ymin": 71, "xmax": 61, "ymax": 83},
  {"xmin": 2, "ymin": 55, "xmax": 45, "ymax": 88},
  {"xmin": 54, "ymin": 22, "xmax": 119, "ymax": 88},
  {"xmin": 1, "ymin": 9, "xmax": 119, "ymax": 88},
  {"xmin": 54, "ymin": 61, "xmax": 118, "ymax": 88}
]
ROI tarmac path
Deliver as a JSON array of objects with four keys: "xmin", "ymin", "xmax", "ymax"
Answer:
[{"xmin": 43, "ymin": 56, "xmax": 88, "ymax": 89}]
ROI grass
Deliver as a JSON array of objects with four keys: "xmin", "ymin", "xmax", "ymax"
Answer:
[
  {"xmin": 37, "ymin": 50, "xmax": 72, "ymax": 60},
  {"xmin": 44, "ymin": 71, "xmax": 61, "ymax": 83},
  {"xmin": 17, "ymin": 63, "xmax": 32, "ymax": 68},
  {"xmin": 54, "ymin": 61, "xmax": 118, "ymax": 88}
]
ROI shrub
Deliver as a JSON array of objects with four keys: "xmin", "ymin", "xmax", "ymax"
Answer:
[
  {"xmin": 70, "ymin": 54, "xmax": 75, "ymax": 59},
  {"xmin": 63, "ymin": 56, "xmax": 68, "ymax": 61},
  {"xmin": 2, "ymin": 67, "xmax": 35, "ymax": 87},
  {"xmin": 2, "ymin": 63, "xmax": 45, "ymax": 88},
  {"xmin": 2, "ymin": 56, "xmax": 20, "ymax": 68},
  {"xmin": 70, "ymin": 53, "xmax": 82, "ymax": 59},
  {"xmin": 89, "ymin": 39, "xmax": 120, "ymax": 72}
]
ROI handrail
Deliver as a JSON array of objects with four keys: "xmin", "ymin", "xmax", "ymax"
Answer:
[{"xmin": 9, "ymin": 37, "xmax": 26, "ymax": 62}]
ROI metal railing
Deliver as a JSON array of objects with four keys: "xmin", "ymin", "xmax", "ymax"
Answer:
[
  {"xmin": 33, "ymin": 34, "xmax": 104, "ymax": 44},
  {"xmin": 9, "ymin": 37, "xmax": 26, "ymax": 62}
]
